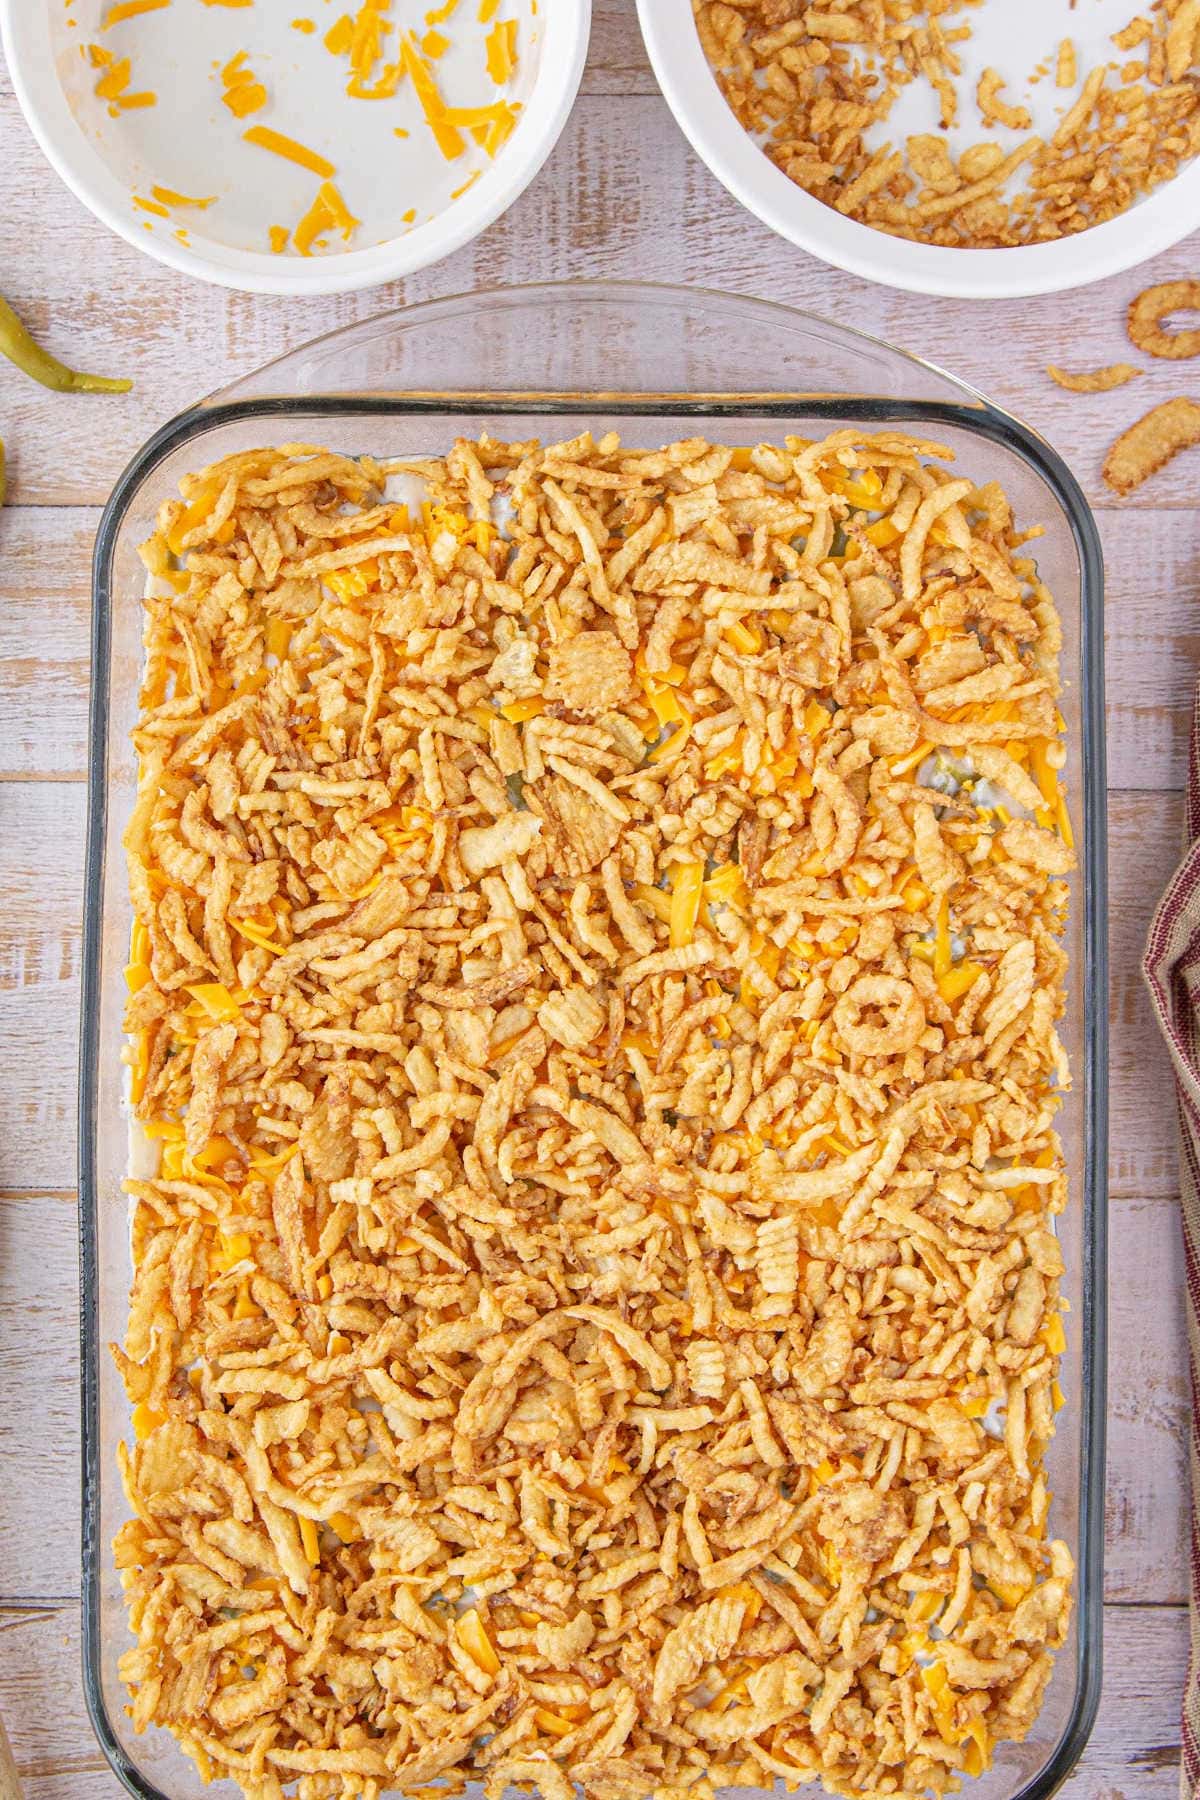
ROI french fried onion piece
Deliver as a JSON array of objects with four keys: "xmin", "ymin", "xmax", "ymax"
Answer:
[
  {"xmin": 1046, "ymin": 363, "xmax": 1140, "ymax": 394},
  {"xmin": 1127, "ymin": 280, "xmax": 1200, "ymax": 361},
  {"xmin": 1102, "ymin": 397, "xmax": 1200, "ymax": 495}
]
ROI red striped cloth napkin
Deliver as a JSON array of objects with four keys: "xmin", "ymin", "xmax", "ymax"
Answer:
[{"xmin": 1142, "ymin": 683, "xmax": 1200, "ymax": 1797}]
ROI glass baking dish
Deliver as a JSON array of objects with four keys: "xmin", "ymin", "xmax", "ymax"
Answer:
[{"xmin": 79, "ymin": 281, "xmax": 1108, "ymax": 1800}]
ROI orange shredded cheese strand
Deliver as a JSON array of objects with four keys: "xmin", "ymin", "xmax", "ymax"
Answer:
[
  {"xmin": 1042, "ymin": 1312, "xmax": 1067, "ymax": 1355},
  {"xmin": 499, "ymin": 697, "xmax": 544, "ymax": 723},
  {"xmin": 150, "ymin": 185, "xmax": 217, "ymax": 208},
  {"xmin": 933, "ymin": 895, "xmax": 952, "ymax": 979},
  {"xmin": 423, "ymin": 28, "xmax": 449, "ymax": 56},
  {"xmin": 102, "ymin": 0, "xmax": 168, "ymax": 24},
  {"xmin": 293, "ymin": 181, "xmax": 361, "ymax": 255},
  {"xmin": 534, "ymin": 1710, "xmax": 576, "ymax": 1739},
  {"xmin": 184, "ymin": 982, "xmax": 243, "ymax": 1023},
  {"xmin": 724, "ymin": 618, "xmax": 761, "ymax": 655},
  {"xmin": 133, "ymin": 194, "xmax": 171, "ymax": 218},
  {"xmin": 484, "ymin": 16, "xmax": 517, "ymax": 82},
  {"xmin": 221, "ymin": 51, "xmax": 268, "ymax": 116},
  {"xmin": 937, "ymin": 960, "xmax": 984, "ymax": 1004},
  {"xmin": 243, "ymin": 125, "xmax": 335, "ymax": 176},
  {"xmin": 94, "ymin": 54, "xmax": 131, "ymax": 97},
  {"xmin": 224, "ymin": 79, "xmax": 267, "ymax": 116},
  {"xmin": 325, "ymin": 15, "xmax": 354, "ymax": 53},
  {"xmin": 400, "ymin": 35, "xmax": 466, "ymax": 159},
  {"xmin": 455, "ymin": 1609, "xmax": 500, "ymax": 1675},
  {"xmin": 268, "ymin": 224, "xmax": 290, "ymax": 253},
  {"xmin": 478, "ymin": 0, "xmax": 499, "ymax": 18},
  {"xmin": 132, "ymin": 1402, "xmax": 166, "ymax": 1440},
  {"xmin": 669, "ymin": 862, "xmax": 705, "ymax": 948}
]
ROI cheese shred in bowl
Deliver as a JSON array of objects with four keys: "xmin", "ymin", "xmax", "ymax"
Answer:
[
  {"xmin": 73, "ymin": 0, "xmax": 528, "ymax": 261},
  {"xmin": 118, "ymin": 431, "xmax": 1075, "ymax": 1799}
]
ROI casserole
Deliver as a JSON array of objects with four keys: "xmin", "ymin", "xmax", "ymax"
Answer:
[{"xmin": 81, "ymin": 281, "xmax": 1107, "ymax": 1800}]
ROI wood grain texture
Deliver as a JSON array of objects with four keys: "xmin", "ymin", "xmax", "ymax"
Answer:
[
  {"xmin": 1, "ymin": 20, "xmax": 1199, "ymax": 510},
  {"xmin": 1, "ymin": 1177, "xmax": 1181, "ymax": 1609},
  {"xmin": 0, "ymin": 789, "xmax": 1187, "ymax": 1606},
  {"xmin": 1, "ymin": 0, "xmax": 1196, "ymax": 1782},
  {"xmin": 0, "ymin": 504, "xmax": 1197, "ymax": 788},
  {"xmin": 7, "ymin": 781, "xmax": 1178, "ymax": 1204},
  {"xmin": 0, "ymin": 1597, "xmax": 1184, "ymax": 1800}
]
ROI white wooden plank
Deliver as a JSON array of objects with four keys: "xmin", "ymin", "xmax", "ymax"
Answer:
[
  {"xmin": 1109, "ymin": 792, "xmax": 1183, "ymax": 1205},
  {"xmin": 0, "ymin": 786, "xmax": 1187, "ymax": 1604},
  {"xmin": 0, "ymin": 783, "xmax": 87, "ymax": 1188},
  {"xmin": 0, "ymin": 1196, "xmax": 79, "ymax": 1603},
  {"xmin": 584, "ymin": 0, "xmax": 660, "ymax": 96},
  {"xmin": 0, "ymin": 59, "xmax": 1197, "ymax": 510},
  {"xmin": 0, "ymin": 779, "xmax": 1176, "ymax": 1198},
  {"xmin": 0, "ymin": 1599, "xmax": 1183, "ymax": 1800},
  {"xmin": 0, "ymin": 511, "xmax": 96, "ymax": 778},
  {"xmin": 1107, "ymin": 1199, "xmax": 1190, "ymax": 1603},
  {"xmin": 3, "ymin": 1180, "xmax": 1180, "ymax": 1606},
  {"xmin": 0, "ymin": 503, "xmax": 1194, "ymax": 788}
]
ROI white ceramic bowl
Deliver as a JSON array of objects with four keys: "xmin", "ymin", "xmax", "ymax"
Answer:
[
  {"xmin": 0, "ymin": 0, "xmax": 589, "ymax": 296},
  {"xmin": 637, "ymin": 0, "xmax": 1200, "ymax": 299}
]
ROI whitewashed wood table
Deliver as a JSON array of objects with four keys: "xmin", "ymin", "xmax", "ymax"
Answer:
[{"xmin": 0, "ymin": 4, "xmax": 1191, "ymax": 1794}]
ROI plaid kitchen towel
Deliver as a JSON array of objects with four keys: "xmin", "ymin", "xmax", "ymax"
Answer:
[{"xmin": 1142, "ymin": 681, "xmax": 1200, "ymax": 1798}]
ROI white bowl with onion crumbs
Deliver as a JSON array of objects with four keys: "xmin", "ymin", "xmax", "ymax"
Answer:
[
  {"xmin": 0, "ymin": 0, "xmax": 589, "ymax": 295},
  {"xmin": 638, "ymin": 0, "xmax": 1200, "ymax": 299}
]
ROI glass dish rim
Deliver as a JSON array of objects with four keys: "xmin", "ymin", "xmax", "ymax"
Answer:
[{"xmin": 78, "ymin": 278, "xmax": 1109, "ymax": 1800}]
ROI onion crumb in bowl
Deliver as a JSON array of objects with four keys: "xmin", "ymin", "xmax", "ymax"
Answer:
[{"xmin": 693, "ymin": 0, "xmax": 1200, "ymax": 249}]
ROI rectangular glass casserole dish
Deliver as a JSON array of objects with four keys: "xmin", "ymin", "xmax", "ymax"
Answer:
[{"xmin": 80, "ymin": 280, "xmax": 1107, "ymax": 1800}]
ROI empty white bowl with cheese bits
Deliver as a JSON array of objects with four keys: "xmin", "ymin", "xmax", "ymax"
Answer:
[{"xmin": 0, "ymin": 0, "xmax": 590, "ymax": 295}]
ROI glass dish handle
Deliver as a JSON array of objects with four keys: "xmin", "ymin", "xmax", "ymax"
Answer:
[{"xmin": 197, "ymin": 279, "xmax": 993, "ymax": 412}]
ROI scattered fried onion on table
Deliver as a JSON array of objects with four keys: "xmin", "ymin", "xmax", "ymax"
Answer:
[
  {"xmin": 117, "ymin": 430, "xmax": 1076, "ymax": 1800},
  {"xmin": 1127, "ymin": 279, "xmax": 1200, "ymax": 361},
  {"xmin": 1046, "ymin": 362, "xmax": 1139, "ymax": 394},
  {"xmin": 1102, "ymin": 396, "xmax": 1200, "ymax": 494}
]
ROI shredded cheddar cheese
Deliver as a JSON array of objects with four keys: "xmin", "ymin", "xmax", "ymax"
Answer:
[
  {"xmin": 293, "ymin": 180, "xmax": 362, "ymax": 255},
  {"xmin": 455, "ymin": 1608, "xmax": 500, "ymax": 1675},
  {"xmin": 88, "ymin": 44, "xmax": 157, "ymax": 112},
  {"xmin": 937, "ymin": 960, "xmax": 984, "ymax": 1004},
  {"xmin": 933, "ymin": 893, "xmax": 952, "ymax": 979},
  {"xmin": 243, "ymin": 124, "xmax": 336, "ymax": 177},
  {"xmin": 669, "ymin": 861, "xmax": 704, "ymax": 948},
  {"xmin": 400, "ymin": 34, "xmax": 466, "ymax": 159},
  {"xmin": 484, "ymin": 16, "xmax": 517, "ymax": 82},
  {"xmin": 220, "ymin": 51, "xmax": 268, "ymax": 116},
  {"xmin": 150, "ymin": 185, "xmax": 217, "ymax": 208},
  {"xmin": 102, "ymin": 0, "xmax": 169, "ymax": 25}
]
